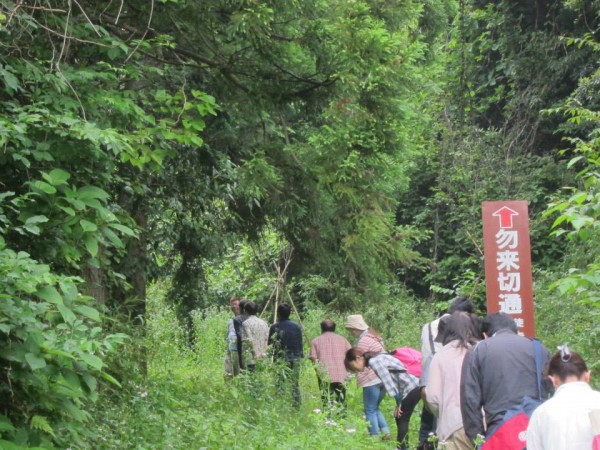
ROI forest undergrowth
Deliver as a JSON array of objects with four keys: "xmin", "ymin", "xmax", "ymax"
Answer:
[
  {"xmin": 89, "ymin": 279, "xmax": 599, "ymax": 450},
  {"xmin": 91, "ymin": 283, "xmax": 432, "ymax": 450}
]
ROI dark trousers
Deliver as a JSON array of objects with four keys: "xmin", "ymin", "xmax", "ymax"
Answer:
[
  {"xmin": 276, "ymin": 359, "xmax": 301, "ymax": 407},
  {"xmin": 317, "ymin": 378, "xmax": 346, "ymax": 413},
  {"xmin": 418, "ymin": 400, "xmax": 436, "ymax": 447},
  {"xmin": 395, "ymin": 387, "xmax": 422, "ymax": 450}
]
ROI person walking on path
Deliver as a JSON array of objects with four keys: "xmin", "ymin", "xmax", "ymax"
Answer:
[
  {"xmin": 224, "ymin": 296, "xmax": 242, "ymax": 378},
  {"xmin": 460, "ymin": 312, "xmax": 553, "ymax": 444},
  {"xmin": 418, "ymin": 296, "xmax": 474, "ymax": 449},
  {"xmin": 309, "ymin": 319, "xmax": 351, "ymax": 414},
  {"xmin": 345, "ymin": 314, "xmax": 391, "ymax": 440},
  {"xmin": 269, "ymin": 303, "xmax": 303, "ymax": 407},
  {"xmin": 527, "ymin": 346, "xmax": 600, "ymax": 450},
  {"xmin": 231, "ymin": 298, "xmax": 249, "ymax": 372},
  {"xmin": 345, "ymin": 348, "xmax": 421, "ymax": 450},
  {"xmin": 426, "ymin": 312, "xmax": 479, "ymax": 450},
  {"xmin": 241, "ymin": 301, "xmax": 269, "ymax": 371}
]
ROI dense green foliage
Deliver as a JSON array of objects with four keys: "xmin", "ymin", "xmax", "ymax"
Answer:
[{"xmin": 0, "ymin": 0, "xmax": 599, "ymax": 448}]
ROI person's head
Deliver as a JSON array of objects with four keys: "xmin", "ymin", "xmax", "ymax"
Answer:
[
  {"xmin": 321, "ymin": 319, "xmax": 336, "ymax": 333},
  {"xmin": 448, "ymin": 295, "xmax": 474, "ymax": 314},
  {"xmin": 442, "ymin": 312, "xmax": 480, "ymax": 348},
  {"xmin": 344, "ymin": 347, "xmax": 367, "ymax": 373},
  {"xmin": 277, "ymin": 303, "xmax": 291, "ymax": 321},
  {"xmin": 344, "ymin": 314, "xmax": 369, "ymax": 337},
  {"xmin": 480, "ymin": 312, "xmax": 517, "ymax": 338},
  {"xmin": 469, "ymin": 313, "xmax": 481, "ymax": 339},
  {"xmin": 243, "ymin": 301, "xmax": 258, "ymax": 316},
  {"xmin": 547, "ymin": 346, "xmax": 590, "ymax": 388},
  {"xmin": 230, "ymin": 296, "xmax": 242, "ymax": 315},
  {"xmin": 239, "ymin": 299, "xmax": 249, "ymax": 315},
  {"xmin": 435, "ymin": 314, "xmax": 449, "ymax": 344}
]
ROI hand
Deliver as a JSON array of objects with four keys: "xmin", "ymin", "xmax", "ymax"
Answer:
[{"xmin": 394, "ymin": 405, "xmax": 403, "ymax": 418}]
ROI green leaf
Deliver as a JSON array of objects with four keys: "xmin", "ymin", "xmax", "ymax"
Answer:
[
  {"xmin": 80, "ymin": 219, "xmax": 98, "ymax": 232},
  {"xmin": 25, "ymin": 353, "xmax": 46, "ymax": 370},
  {"xmin": 25, "ymin": 215, "xmax": 49, "ymax": 225},
  {"xmin": 62, "ymin": 402, "xmax": 90, "ymax": 423},
  {"xmin": 31, "ymin": 415, "xmax": 56, "ymax": 438},
  {"xmin": 84, "ymin": 235, "xmax": 99, "ymax": 257},
  {"xmin": 58, "ymin": 304, "xmax": 77, "ymax": 324},
  {"xmin": 31, "ymin": 180, "xmax": 57, "ymax": 194},
  {"xmin": 77, "ymin": 186, "xmax": 109, "ymax": 200},
  {"xmin": 36, "ymin": 286, "xmax": 64, "ymax": 305},
  {"xmin": 48, "ymin": 168, "xmax": 71, "ymax": 186},
  {"xmin": 59, "ymin": 205, "xmax": 76, "ymax": 216},
  {"xmin": 0, "ymin": 415, "xmax": 16, "ymax": 433},
  {"xmin": 75, "ymin": 305, "xmax": 101, "ymax": 322},
  {"xmin": 0, "ymin": 440, "xmax": 22, "ymax": 450},
  {"xmin": 102, "ymin": 226, "xmax": 123, "ymax": 248},
  {"xmin": 0, "ymin": 66, "xmax": 20, "ymax": 93},
  {"xmin": 59, "ymin": 280, "xmax": 78, "ymax": 301},
  {"xmin": 80, "ymin": 353, "xmax": 103, "ymax": 371},
  {"xmin": 100, "ymin": 371, "xmax": 122, "ymax": 388},
  {"xmin": 108, "ymin": 223, "xmax": 136, "ymax": 237}
]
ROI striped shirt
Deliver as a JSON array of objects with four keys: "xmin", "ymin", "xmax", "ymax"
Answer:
[
  {"xmin": 310, "ymin": 332, "xmax": 352, "ymax": 383},
  {"xmin": 368, "ymin": 353, "xmax": 419, "ymax": 399},
  {"xmin": 355, "ymin": 330, "xmax": 386, "ymax": 387}
]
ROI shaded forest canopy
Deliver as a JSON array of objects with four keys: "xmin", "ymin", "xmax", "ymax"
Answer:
[{"xmin": 0, "ymin": 0, "xmax": 599, "ymax": 447}]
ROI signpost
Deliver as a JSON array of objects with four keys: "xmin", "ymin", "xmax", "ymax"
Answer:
[{"xmin": 482, "ymin": 200, "xmax": 536, "ymax": 337}]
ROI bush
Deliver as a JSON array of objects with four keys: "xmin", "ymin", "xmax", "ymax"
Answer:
[{"xmin": 0, "ymin": 246, "xmax": 125, "ymax": 448}]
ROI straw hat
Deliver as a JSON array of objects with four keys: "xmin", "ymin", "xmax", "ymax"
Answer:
[{"xmin": 345, "ymin": 314, "xmax": 369, "ymax": 331}]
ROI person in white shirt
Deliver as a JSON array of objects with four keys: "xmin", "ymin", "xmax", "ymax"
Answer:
[{"xmin": 527, "ymin": 345, "xmax": 600, "ymax": 450}]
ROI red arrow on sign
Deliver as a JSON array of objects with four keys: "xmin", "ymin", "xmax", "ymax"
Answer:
[{"xmin": 493, "ymin": 206, "xmax": 519, "ymax": 228}]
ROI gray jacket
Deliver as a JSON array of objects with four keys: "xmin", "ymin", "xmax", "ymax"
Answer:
[{"xmin": 460, "ymin": 329, "xmax": 553, "ymax": 441}]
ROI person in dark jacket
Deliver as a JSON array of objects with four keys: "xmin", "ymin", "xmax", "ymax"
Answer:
[
  {"xmin": 460, "ymin": 312, "xmax": 553, "ymax": 443},
  {"xmin": 269, "ymin": 303, "xmax": 303, "ymax": 407}
]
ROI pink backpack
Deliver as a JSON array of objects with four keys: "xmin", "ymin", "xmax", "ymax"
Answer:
[{"xmin": 390, "ymin": 347, "xmax": 422, "ymax": 377}]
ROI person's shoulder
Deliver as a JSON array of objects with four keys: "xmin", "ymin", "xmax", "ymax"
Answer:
[
  {"xmin": 334, "ymin": 333, "xmax": 350, "ymax": 343},
  {"xmin": 257, "ymin": 316, "xmax": 269, "ymax": 325},
  {"xmin": 311, "ymin": 334, "xmax": 323, "ymax": 344}
]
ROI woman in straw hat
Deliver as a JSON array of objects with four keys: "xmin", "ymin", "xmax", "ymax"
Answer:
[{"xmin": 345, "ymin": 314, "xmax": 391, "ymax": 440}]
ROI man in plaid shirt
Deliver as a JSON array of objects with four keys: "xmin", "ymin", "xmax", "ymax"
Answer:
[{"xmin": 310, "ymin": 320, "xmax": 352, "ymax": 413}]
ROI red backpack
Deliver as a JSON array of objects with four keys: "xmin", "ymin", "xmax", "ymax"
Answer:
[{"xmin": 390, "ymin": 347, "xmax": 422, "ymax": 377}]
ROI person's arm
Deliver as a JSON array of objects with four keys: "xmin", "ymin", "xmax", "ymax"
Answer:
[
  {"xmin": 460, "ymin": 347, "xmax": 484, "ymax": 442},
  {"xmin": 425, "ymin": 354, "xmax": 442, "ymax": 416},
  {"xmin": 309, "ymin": 340, "xmax": 318, "ymax": 363},
  {"xmin": 369, "ymin": 357, "xmax": 399, "ymax": 398}
]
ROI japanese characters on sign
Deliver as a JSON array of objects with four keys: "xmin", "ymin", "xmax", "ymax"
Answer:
[{"xmin": 482, "ymin": 201, "xmax": 536, "ymax": 337}]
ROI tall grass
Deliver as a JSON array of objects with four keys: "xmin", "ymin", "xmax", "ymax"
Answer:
[
  {"xmin": 89, "ymin": 276, "xmax": 598, "ymax": 449},
  {"xmin": 90, "ymin": 283, "xmax": 434, "ymax": 449}
]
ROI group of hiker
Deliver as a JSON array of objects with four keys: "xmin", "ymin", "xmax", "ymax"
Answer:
[{"xmin": 224, "ymin": 295, "xmax": 600, "ymax": 450}]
